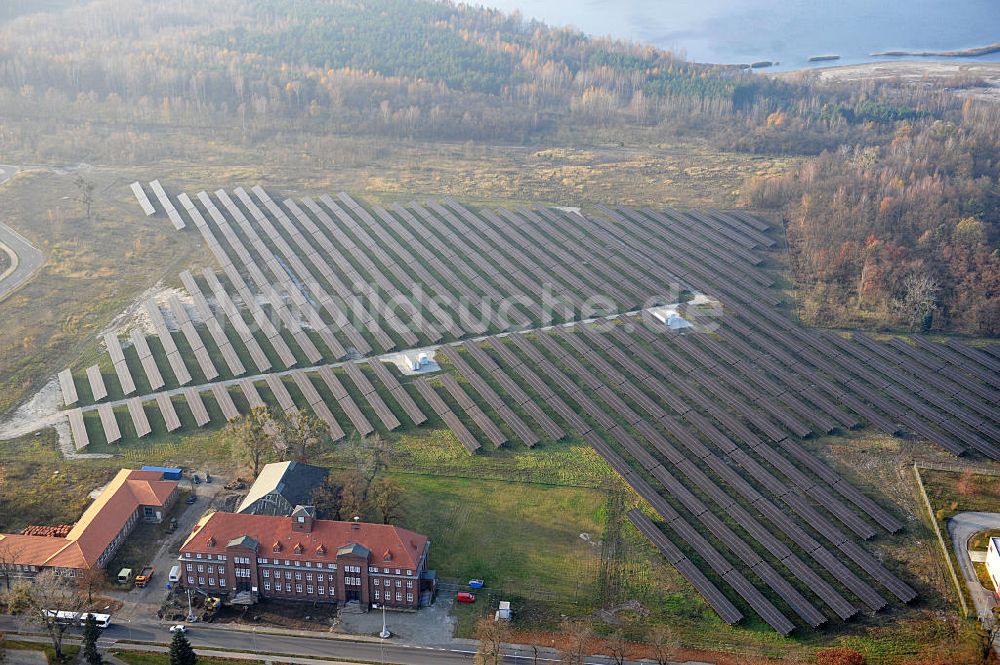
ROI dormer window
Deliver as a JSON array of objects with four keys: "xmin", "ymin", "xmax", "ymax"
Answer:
[
  {"xmin": 272, "ymin": 541, "xmax": 282, "ymax": 553},
  {"xmin": 207, "ymin": 536, "xmax": 216, "ymax": 548},
  {"xmin": 316, "ymin": 544, "xmax": 327, "ymax": 557},
  {"xmin": 293, "ymin": 542, "xmax": 303, "ymax": 555},
  {"xmin": 383, "ymin": 549, "xmax": 392, "ymax": 562}
]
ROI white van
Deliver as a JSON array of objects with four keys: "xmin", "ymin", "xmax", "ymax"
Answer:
[{"xmin": 168, "ymin": 565, "xmax": 181, "ymax": 583}]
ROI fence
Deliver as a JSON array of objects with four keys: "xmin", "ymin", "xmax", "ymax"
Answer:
[{"xmin": 912, "ymin": 462, "xmax": 970, "ymax": 617}]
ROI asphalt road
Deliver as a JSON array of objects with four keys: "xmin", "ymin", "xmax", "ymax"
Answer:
[
  {"xmin": 0, "ymin": 614, "xmax": 646, "ymax": 665},
  {"xmin": 947, "ymin": 510, "xmax": 1000, "ymax": 621},
  {"xmin": 0, "ymin": 165, "xmax": 44, "ymax": 302}
]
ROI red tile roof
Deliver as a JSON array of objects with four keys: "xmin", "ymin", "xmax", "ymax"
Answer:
[
  {"xmin": 0, "ymin": 469, "xmax": 177, "ymax": 570},
  {"xmin": 182, "ymin": 512, "xmax": 428, "ymax": 571}
]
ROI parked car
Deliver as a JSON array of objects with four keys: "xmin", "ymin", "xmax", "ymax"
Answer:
[
  {"xmin": 185, "ymin": 495, "xmax": 197, "ymax": 504},
  {"xmin": 169, "ymin": 625, "xmax": 187, "ymax": 633},
  {"xmin": 456, "ymin": 592, "xmax": 476, "ymax": 603},
  {"xmin": 191, "ymin": 474, "xmax": 201, "ymax": 485},
  {"xmin": 468, "ymin": 579, "xmax": 484, "ymax": 589}
]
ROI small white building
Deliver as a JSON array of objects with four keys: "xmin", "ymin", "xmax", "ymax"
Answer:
[{"xmin": 984, "ymin": 537, "xmax": 1000, "ymax": 594}]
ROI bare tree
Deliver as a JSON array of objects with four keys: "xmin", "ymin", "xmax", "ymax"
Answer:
[
  {"xmin": 473, "ymin": 616, "xmax": 510, "ymax": 665},
  {"xmin": 891, "ymin": 273, "xmax": 939, "ymax": 332},
  {"xmin": 648, "ymin": 625, "xmax": 679, "ymax": 665},
  {"xmin": 17, "ymin": 569, "xmax": 89, "ymax": 660},
  {"xmin": 558, "ymin": 619, "xmax": 591, "ymax": 665},
  {"xmin": 73, "ymin": 175, "xmax": 95, "ymax": 223},
  {"xmin": 607, "ymin": 628, "xmax": 629, "ymax": 665},
  {"xmin": 226, "ymin": 407, "xmax": 277, "ymax": 479},
  {"xmin": 76, "ymin": 567, "xmax": 105, "ymax": 605},
  {"xmin": 0, "ymin": 539, "xmax": 25, "ymax": 592},
  {"xmin": 339, "ymin": 475, "xmax": 368, "ymax": 522},
  {"xmin": 367, "ymin": 478, "xmax": 404, "ymax": 525},
  {"xmin": 279, "ymin": 410, "xmax": 330, "ymax": 463}
]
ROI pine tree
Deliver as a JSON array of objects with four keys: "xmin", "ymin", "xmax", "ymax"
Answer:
[
  {"xmin": 82, "ymin": 613, "xmax": 102, "ymax": 665},
  {"xmin": 169, "ymin": 631, "xmax": 197, "ymax": 665}
]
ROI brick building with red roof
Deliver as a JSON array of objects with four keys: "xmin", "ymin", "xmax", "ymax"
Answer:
[
  {"xmin": 178, "ymin": 506, "xmax": 432, "ymax": 611},
  {"xmin": 0, "ymin": 469, "xmax": 178, "ymax": 579}
]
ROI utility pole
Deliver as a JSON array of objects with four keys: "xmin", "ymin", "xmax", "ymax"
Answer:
[{"xmin": 186, "ymin": 589, "xmax": 195, "ymax": 622}]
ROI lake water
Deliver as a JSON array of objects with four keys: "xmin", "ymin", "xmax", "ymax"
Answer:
[{"xmin": 482, "ymin": 0, "xmax": 1000, "ymax": 70}]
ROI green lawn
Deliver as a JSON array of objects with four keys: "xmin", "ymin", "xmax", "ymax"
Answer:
[{"xmin": 114, "ymin": 651, "xmax": 260, "ymax": 665}]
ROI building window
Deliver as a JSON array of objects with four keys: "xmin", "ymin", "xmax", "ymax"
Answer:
[
  {"xmin": 296, "ymin": 585, "xmax": 303, "ymax": 593},
  {"xmin": 406, "ymin": 594, "xmax": 413, "ymax": 603},
  {"xmin": 185, "ymin": 553, "xmax": 192, "ymax": 559},
  {"xmin": 196, "ymin": 553, "xmax": 202, "ymax": 559},
  {"xmin": 305, "ymin": 573, "xmax": 312, "ymax": 581},
  {"xmin": 374, "ymin": 590, "xmax": 380, "ymax": 601},
  {"xmin": 373, "ymin": 578, "xmax": 379, "ymax": 586},
  {"xmin": 284, "ymin": 560, "xmax": 290, "ymax": 566},
  {"xmin": 219, "ymin": 578, "xmax": 226, "ymax": 587},
  {"xmin": 258, "ymin": 558, "xmax": 267, "ymax": 564},
  {"xmin": 395, "ymin": 569, "xmax": 400, "ymax": 575},
  {"xmin": 264, "ymin": 582, "xmax": 271, "ymax": 591},
  {"xmin": 406, "ymin": 570, "xmax": 412, "ymax": 576},
  {"xmin": 285, "ymin": 571, "xmax": 292, "ymax": 580},
  {"xmin": 406, "ymin": 581, "xmax": 413, "ymax": 589},
  {"xmin": 295, "ymin": 572, "xmax": 302, "ymax": 581},
  {"xmin": 197, "ymin": 565, "xmax": 204, "ymax": 572},
  {"xmin": 328, "ymin": 575, "xmax": 336, "ymax": 582},
  {"xmin": 318, "ymin": 587, "xmax": 325, "ymax": 595},
  {"xmin": 186, "ymin": 564, "xmax": 193, "ymax": 571},
  {"xmin": 187, "ymin": 576, "xmax": 194, "ymax": 584},
  {"xmin": 198, "ymin": 577, "xmax": 205, "ymax": 585},
  {"xmin": 395, "ymin": 580, "xmax": 401, "ymax": 588},
  {"xmin": 328, "ymin": 564, "xmax": 336, "ymax": 570},
  {"xmin": 305, "ymin": 561, "xmax": 312, "ymax": 568},
  {"xmin": 275, "ymin": 583, "xmax": 282, "ymax": 592},
  {"xmin": 208, "ymin": 578, "xmax": 215, "ymax": 586},
  {"xmin": 395, "ymin": 592, "xmax": 401, "ymax": 602},
  {"xmin": 263, "ymin": 569, "xmax": 270, "ymax": 577},
  {"xmin": 306, "ymin": 585, "xmax": 313, "ymax": 594},
  {"xmin": 369, "ymin": 567, "xmax": 378, "ymax": 573}
]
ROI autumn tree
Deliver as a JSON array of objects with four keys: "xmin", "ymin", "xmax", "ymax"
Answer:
[
  {"xmin": 17, "ymin": 569, "xmax": 89, "ymax": 660},
  {"xmin": 226, "ymin": 407, "xmax": 278, "ymax": 479},
  {"xmin": 339, "ymin": 475, "xmax": 368, "ymax": 522},
  {"xmin": 607, "ymin": 628, "xmax": 630, "ymax": 665},
  {"xmin": 473, "ymin": 616, "xmax": 510, "ymax": 665},
  {"xmin": 310, "ymin": 475, "xmax": 343, "ymax": 520},
  {"xmin": 367, "ymin": 478, "xmax": 404, "ymax": 525},
  {"xmin": 279, "ymin": 410, "xmax": 331, "ymax": 463},
  {"xmin": 77, "ymin": 566, "xmax": 105, "ymax": 605}
]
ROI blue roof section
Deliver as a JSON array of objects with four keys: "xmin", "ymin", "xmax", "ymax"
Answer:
[{"xmin": 140, "ymin": 466, "xmax": 183, "ymax": 479}]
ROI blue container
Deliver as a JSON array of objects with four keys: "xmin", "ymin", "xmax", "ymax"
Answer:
[{"xmin": 141, "ymin": 466, "xmax": 183, "ymax": 481}]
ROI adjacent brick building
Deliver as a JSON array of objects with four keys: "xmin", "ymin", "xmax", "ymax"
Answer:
[
  {"xmin": 178, "ymin": 506, "xmax": 432, "ymax": 610},
  {"xmin": 0, "ymin": 468, "xmax": 179, "ymax": 579}
]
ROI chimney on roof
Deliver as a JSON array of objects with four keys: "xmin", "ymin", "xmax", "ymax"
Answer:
[
  {"xmin": 351, "ymin": 516, "xmax": 360, "ymax": 530},
  {"xmin": 291, "ymin": 505, "xmax": 316, "ymax": 533}
]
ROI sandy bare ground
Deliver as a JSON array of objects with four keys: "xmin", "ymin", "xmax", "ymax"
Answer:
[{"xmin": 778, "ymin": 61, "xmax": 1000, "ymax": 103}]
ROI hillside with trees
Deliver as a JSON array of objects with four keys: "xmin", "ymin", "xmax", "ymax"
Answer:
[{"xmin": 0, "ymin": 0, "xmax": 996, "ymax": 334}]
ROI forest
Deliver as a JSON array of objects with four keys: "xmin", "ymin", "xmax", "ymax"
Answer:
[{"xmin": 0, "ymin": 0, "xmax": 997, "ymax": 335}]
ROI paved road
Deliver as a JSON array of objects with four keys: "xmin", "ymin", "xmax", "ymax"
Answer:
[
  {"xmin": 947, "ymin": 511, "xmax": 1000, "ymax": 621},
  {"xmin": 0, "ymin": 165, "xmax": 44, "ymax": 302},
  {"xmin": 0, "ymin": 615, "xmax": 649, "ymax": 665}
]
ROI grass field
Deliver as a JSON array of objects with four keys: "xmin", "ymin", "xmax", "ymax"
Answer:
[{"xmin": 114, "ymin": 651, "xmax": 260, "ymax": 665}]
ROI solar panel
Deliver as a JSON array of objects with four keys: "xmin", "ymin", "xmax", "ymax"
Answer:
[
  {"xmin": 86, "ymin": 365, "xmax": 108, "ymax": 402},
  {"xmin": 265, "ymin": 374, "xmax": 297, "ymax": 414},
  {"xmin": 131, "ymin": 182, "xmax": 156, "ymax": 216},
  {"xmin": 156, "ymin": 393, "xmax": 181, "ymax": 432},
  {"xmin": 126, "ymin": 398, "xmax": 152, "ymax": 438},
  {"xmin": 97, "ymin": 403, "xmax": 122, "ymax": 443},
  {"xmin": 68, "ymin": 409, "xmax": 90, "ymax": 450},
  {"xmin": 58, "ymin": 369, "xmax": 78, "ymax": 406},
  {"xmin": 211, "ymin": 384, "xmax": 240, "ymax": 421},
  {"xmin": 184, "ymin": 388, "xmax": 210, "ymax": 427}
]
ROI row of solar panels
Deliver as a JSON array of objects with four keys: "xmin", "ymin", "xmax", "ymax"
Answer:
[
  {"xmin": 430, "ymin": 323, "xmax": 917, "ymax": 634},
  {"xmin": 64, "ymin": 359, "xmax": 431, "ymax": 450}
]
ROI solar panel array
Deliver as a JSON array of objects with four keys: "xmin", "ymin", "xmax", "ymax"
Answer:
[
  {"xmin": 73, "ymin": 188, "xmax": 999, "ymax": 630},
  {"xmin": 148, "ymin": 180, "xmax": 185, "ymax": 230}
]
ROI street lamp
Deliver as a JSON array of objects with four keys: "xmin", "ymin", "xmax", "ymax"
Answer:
[{"xmin": 376, "ymin": 603, "xmax": 390, "ymax": 639}]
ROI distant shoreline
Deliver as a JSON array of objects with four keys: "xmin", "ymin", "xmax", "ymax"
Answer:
[{"xmin": 871, "ymin": 42, "xmax": 1000, "ymax": 58}]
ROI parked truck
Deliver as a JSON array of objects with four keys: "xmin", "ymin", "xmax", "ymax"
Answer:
[{"xmin": 135, "ymin": 566, "xmax": 155, "ymax": 587}]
